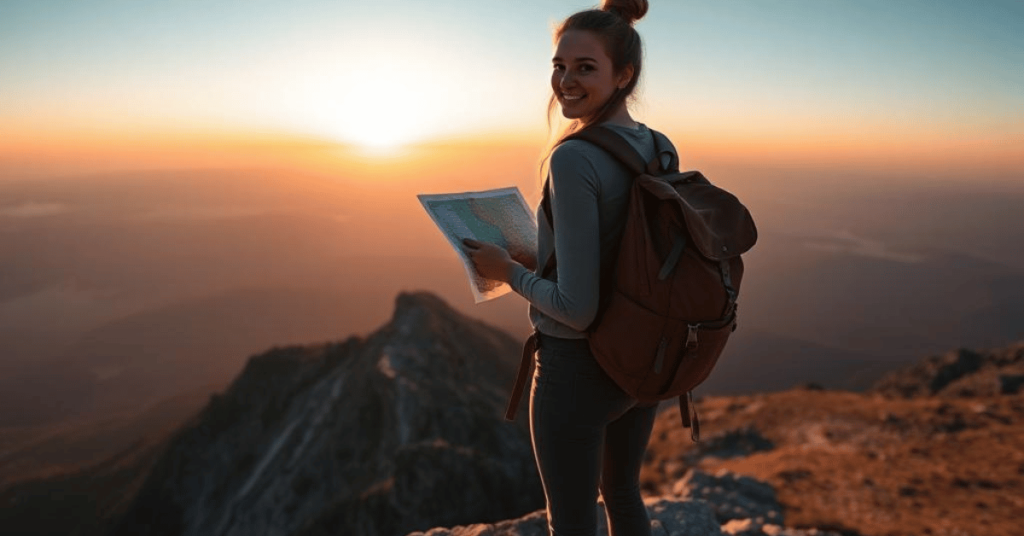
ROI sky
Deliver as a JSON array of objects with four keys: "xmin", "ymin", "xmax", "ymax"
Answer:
[{"xmin": 0, "ymin": 0, "xmax": 1021, "ymax": 175}]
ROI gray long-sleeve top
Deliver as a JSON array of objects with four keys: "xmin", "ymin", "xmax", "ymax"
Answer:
[{"xmin": 508, "ymin": 122, "xmax": 665, "ymax": 338}]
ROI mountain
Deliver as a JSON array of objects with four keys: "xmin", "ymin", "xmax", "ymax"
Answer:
[
  {"xmin": 0, "ymin": 285, "xmax": 394, "ymax": 426},
  {"xmin": 872, "ymin": 343, "xmax": 1024, "ymax": 398},
  {"xmin": 108, "ymin": 291, "xmax": 543, "ymax": 536}
]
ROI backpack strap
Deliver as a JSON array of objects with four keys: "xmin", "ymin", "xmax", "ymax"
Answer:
[
  {"xmin": 658, "ymin": 233, "xmax": 687, "ymax": 281},
  {"xmin": 650, "ymin": 130, "xmax": 680, "ymax": 173},
  {"xmin": 679, "ymin": 391, "xmax": 701, "ymax": 442},
  {"xmin": 505, "ymin": 330, "xmax": 540, "ymax": 421},
  {"xmin": 564, "ymin": 126, "xmax": 649, "ymax": 175},
  {"xmin": 539, "ymin": 180, "xmax": 557, "ymax": 279},
  {"xmin": 719, "ymin": 260, "xmax": 738, "ymax": 318},
  {"xmin": 539, "ymin": 125, "xmax": 676, "ymax": 279}
]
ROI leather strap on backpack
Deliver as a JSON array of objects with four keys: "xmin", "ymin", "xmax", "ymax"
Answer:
[
  {"xmin": 505, "ymin": 330, "xmax": 540, "ymax": 421},
  {"xmin": 679, "ymin": 391, "xmax": 701, "ymax": 442},
  {"xmin": 719, "ymin": 260, "xmax": 738, "ymax": 318},
  {"xmin": 565, "ymin": 127, "xmax": 649, "ymax": 175},
  {"xmin": 539, "ymin": 181, "xmax": 557, "ymax": 280}
]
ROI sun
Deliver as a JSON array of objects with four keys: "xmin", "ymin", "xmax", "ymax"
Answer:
[
  {"xmin": 302, "ymin": 51, "xmax": 452, "ymax": 152},
  {"xmin": 281, "ymin": 32, "xmax": 516, "ymax": 154},
  {"xmin": 331, "ymin": 85, "xmax": 416, "ymax": 151}
]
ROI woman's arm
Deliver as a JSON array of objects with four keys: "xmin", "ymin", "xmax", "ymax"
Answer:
[{"xmin": 506, "ymin": 143, "xmax": 603, "ymax": 331}]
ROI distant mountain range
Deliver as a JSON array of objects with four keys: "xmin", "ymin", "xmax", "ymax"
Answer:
[{"xmin": 2, "ymin": 169, "xmax": 1023, "ymax": 432}]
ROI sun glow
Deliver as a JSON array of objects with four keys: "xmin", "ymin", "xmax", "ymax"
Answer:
[
  {"xmin": 289, "ymin": 36, "xmax": 459, "ymax": 153},
  {"xmin": 329, "ymin": 78, "xmax": 442, "ymax": 151}
]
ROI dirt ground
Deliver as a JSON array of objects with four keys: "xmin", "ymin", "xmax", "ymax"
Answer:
[{"xmin": 642, "ymin": 388, "xmax": 1024, "ymax": 536}]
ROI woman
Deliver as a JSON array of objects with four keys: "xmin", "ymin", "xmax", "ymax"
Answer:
[{"xmin": 463, "ymin": 1, "xmax": 668, "ymax": 535}]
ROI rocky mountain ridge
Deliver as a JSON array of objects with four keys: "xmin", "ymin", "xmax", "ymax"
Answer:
[
  {"xmin": 110, "ymin": 291, "xmax": 543, "ymax": 536},
  {"xmin": 872, "ymin": 344, "xmax": 1024, "ymax": 398}
]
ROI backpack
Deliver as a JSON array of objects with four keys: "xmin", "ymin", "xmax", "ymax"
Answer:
[{"xmin": 504, "ymin": 126, "xmax": 758, "ymax": 442}]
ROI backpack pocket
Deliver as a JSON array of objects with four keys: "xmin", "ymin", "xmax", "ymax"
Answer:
[{"xmin": 588, "ymin": 288, "xmax": 667, "ymax": 397}]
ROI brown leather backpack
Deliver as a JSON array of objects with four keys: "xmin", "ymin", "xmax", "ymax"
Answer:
[{"xmin": 504, "ymin": 126, "xmax": 757, "ymax": 441}]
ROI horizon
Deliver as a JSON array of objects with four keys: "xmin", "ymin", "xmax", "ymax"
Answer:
[{"xmin": 1, "ymin": 0, "xmax": 1021, "ymax": 181}]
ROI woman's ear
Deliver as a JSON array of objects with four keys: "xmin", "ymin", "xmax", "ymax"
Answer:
[{"xmin": 617, "ymin": 64, "xmax": 635, "ymax": 89}]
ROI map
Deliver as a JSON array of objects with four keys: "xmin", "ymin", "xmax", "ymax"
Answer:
[{"xmin": 418, "ymin": 187, "xmax": 537, "ymax": 303}]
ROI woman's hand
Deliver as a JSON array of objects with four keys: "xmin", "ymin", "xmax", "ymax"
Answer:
[
  {"xmin": 508, "ymin": 246, "xmax": 537, "ymax": 272},
  {"xmin": 462, "ymin": 238, "xmax": 521, "ymax": 283}
]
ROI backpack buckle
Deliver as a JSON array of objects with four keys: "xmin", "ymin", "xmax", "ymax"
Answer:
[{"xmin": 686, "ymin": 324, "xmax": 699, "ymax": 350}]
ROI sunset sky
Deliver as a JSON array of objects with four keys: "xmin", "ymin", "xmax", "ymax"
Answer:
[{"xmin": 1, "ymin": 0, "xmax": 1021, "ymax": 175}]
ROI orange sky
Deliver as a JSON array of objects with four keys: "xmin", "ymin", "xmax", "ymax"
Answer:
[{"xmin": 1, "ymin": 122, "xmax": 1018, "ymax": 186}]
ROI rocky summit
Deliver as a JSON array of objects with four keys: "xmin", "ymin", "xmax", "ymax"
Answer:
[
  {"xmin": 642, "ymin": 343, "xmax": 1024, "ymax": 536},
  {"xmin": 110, "ymin": 291, "xmax": 544, "ymax": 536},
  {"xmin": 409, "ymin": 469, "xmax": 842, "ymax": 536}
]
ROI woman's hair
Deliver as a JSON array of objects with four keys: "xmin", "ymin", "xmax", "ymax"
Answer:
[
  {"xmin": 539, "ymin": 0, "xmax": 649, "ymax": 184},
  {"xmin": 550, "ymin": 0, "xmax": 647, "ymax": 129}
]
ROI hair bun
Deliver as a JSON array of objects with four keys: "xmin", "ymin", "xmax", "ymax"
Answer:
[{"xmin": 601, "ymin": 0, "xmax": 648, "ymax": 24}]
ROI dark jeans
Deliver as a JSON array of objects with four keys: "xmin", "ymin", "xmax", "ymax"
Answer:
[{"xmin": 530, "ymin": 332, "xmax": 658, "ymax": 536}]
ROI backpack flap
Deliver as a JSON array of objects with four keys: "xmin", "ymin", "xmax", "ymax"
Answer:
[{"xmin": 636, "ymin": 174, "xmax": 757, "ymax": 261}]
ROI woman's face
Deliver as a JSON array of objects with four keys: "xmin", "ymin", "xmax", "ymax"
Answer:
[{"xmin": 551, "ymin": 29, "xmax": 631, "ymax": 121}]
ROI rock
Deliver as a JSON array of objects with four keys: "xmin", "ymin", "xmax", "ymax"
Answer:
[
  {"xmin": 646, "ymin": 498, "xmax": 724, "ymax": 536},
  {"xmin": 671, "ymin": 469, "xmax": 783, "ymax": 525},
  {"xmin": 721, "ymin": 518, "xmax": 764, "ymax": 536},
  {"xmin": 872, "ymin": 343, "xmax": 1024, "ymax": 398},
  {"xmin": 1000, "ymin": 373, "xmax": 1024, "ymax": 394},
  {"xmin": 409, "ymin": 495, "xmax": 851, "ymax": 536},
  {"xmin": 759, "ymin": 525, "xmax": 847, "ymax": 536},
  {"xmin": 723, "ymin": 523, "xmax": 851, "ymax": 536},
  {"xmin": 110, "ymin": 291, "xmax": 544, "ymax": 536},
  {"xmin": 408, "ymin": 498, "xmax": 723, "ymax": 536},
  {"xmin": 873, "ymin": 348, "xmax": 984, "ymax": 397}
]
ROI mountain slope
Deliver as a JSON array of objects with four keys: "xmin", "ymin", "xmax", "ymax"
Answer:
[{"xmin": 109, "ymin": 291, "xmax": 543, "ymax": 536}]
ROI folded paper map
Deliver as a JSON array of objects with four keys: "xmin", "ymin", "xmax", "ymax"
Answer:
[{"xmin": 418, "ymin": 187, "xmax": 537, "ymax": 303}]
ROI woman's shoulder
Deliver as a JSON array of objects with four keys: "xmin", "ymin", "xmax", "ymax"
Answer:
[
  {"xmin": 551, "ymin": 138, "xmax": 598, "ymax": 161},
  {"xmin": 550, "ymin": 138, "xmax": 604, "ymax": 175}
]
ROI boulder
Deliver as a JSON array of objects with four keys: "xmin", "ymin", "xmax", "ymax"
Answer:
[{"xmin": 671, "ymin": 469, "xmax": 783, "ymax": 525}]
